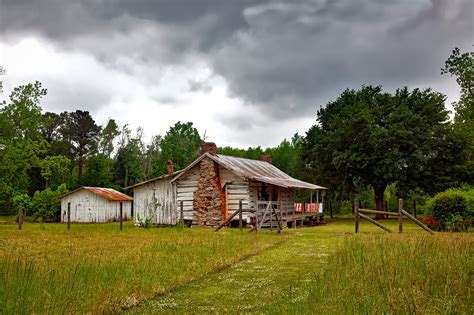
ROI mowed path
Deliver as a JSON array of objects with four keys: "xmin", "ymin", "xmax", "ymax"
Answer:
[{"xmin": 126, "ymin": 222, "xmax": 348, "ymax": 314}]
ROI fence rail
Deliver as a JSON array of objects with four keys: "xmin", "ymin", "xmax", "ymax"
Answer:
[{"xmin": 355, "ymin": 199, "xmax": 434, "ymax": 234}]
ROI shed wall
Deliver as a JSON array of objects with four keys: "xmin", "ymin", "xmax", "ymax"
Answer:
[
  {"xmin": 60, "ymin": 190, "xmax": 132, "ymax": 223},
  {"xmin": 133, "ymin": 178, "xmax": 176, "ymax": 225}
]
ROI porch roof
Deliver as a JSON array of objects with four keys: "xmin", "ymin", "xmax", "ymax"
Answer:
[{"xmin": 171, "ymin": 153, "xmax": 327, "ymax": 190}]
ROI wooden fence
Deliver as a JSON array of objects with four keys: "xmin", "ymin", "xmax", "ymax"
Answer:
[{"xmin": 354, "ymin": 199, "xmax": 434, "ymax": 234}]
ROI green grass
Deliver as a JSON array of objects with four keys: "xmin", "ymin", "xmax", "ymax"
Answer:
[
  {"xmin": 278, "ymin": 232, "xmax": 473, "ymax": 314},
  {"xmin": 0, "ymin": 221, "xmax": 283, "ymax": 314},
  {"xmin": 1, "ymin": 218, "xmax": 472, "ymax": 314},
  {"xmin": 128, "ymin": 219, "xmax": 473, "ymax": 314}
]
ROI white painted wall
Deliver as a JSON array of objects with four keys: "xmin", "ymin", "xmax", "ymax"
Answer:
[
  {"xmin": 60, "ymin": 190, "xmax": 132, "ymax": 223},
  {"xmin": 133, "ymin": 178, "xmax": 177, "ymax": 225}
]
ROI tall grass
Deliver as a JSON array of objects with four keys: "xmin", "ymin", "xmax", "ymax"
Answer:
[
  {"xmin": 0, "ymin": 222, "xmax": 283, "ymax": 314},
  {"xmin": 279, "ymin": 233, "xmax": 473, "ymax": 314}
]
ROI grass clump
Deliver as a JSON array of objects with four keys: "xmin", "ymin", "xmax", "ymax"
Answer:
[{"xmin": 283, "ymin": 233, "xmax": 473, "ymax": 314}]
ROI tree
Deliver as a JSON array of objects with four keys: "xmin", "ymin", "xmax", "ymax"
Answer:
[
  {"xmin": 303, "ymin": 85, "xmax": 459, "ymax": 213},
  {"xmin": 99, "ymin": 118, "xmax": 120, "ymax": 158},
  {"xmin": 442, "ymin": 47, "xmax": 474, "ymax": 182},
  {"xmin": 39, "ymin": 155, "xmax": 71, "ymax": 188},
  {"xmin": 114, "ymin": 125, "xmax": 145, "ymax": 187},
  {"xmin": 441, "ymin": 47, "xmax": 473, "ymax": 124},
  {"xmin": 60, "ymin": 110, "xmax": 101, "ymax": 179},
  {"xmin": 81, "ymin": 154, "xmax": 113, "ymax": 187},
  {"xmin": 0, "ymin": 82, "xmax": 48, "ymax": 214},
  {"xmin": 151, "ymin": 122, "xmax": 201, "ymax": 176}
]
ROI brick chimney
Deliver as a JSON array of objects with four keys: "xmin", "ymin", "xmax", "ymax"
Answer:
[
  {"xmin": 166, "ymin": 160, "xmax": 174, "ymax": 174},
  {"xmin": 260, "ymin": 155, "xmax": 272, "ymax": 164},
  {"xmin": 201, "ymin": 142, "xmax": 217, "ymax": 156}
]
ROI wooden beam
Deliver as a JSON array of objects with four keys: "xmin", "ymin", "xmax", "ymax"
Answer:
[
  {"xmin": 358, "ymin": 212, "xmax": 393, "ymax": 233},
  {"xmin": 215, "ymin": 208, "xmax": 241, "ymax": 232},
  {"xmin": 402, "ymin": 210, "xmax": 435, "ymax": 235},
  {"xmin": 354, "ymin": 199, "xmax": 359, "ymax": 233},
  {"xmin": 398, "ymin": 199, "xmax": 403, "ymax": 233},
  {"xmin": 358, "ymin": 209, "xmax": 398, "ymax": 216}
]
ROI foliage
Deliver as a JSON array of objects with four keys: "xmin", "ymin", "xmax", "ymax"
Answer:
[
  {"xmin": 39, "ymin": 155, "xmax": 70, "ymax": 188},
  {"xmin": 99, "ymin": 118, "xmax": 120, "ymax": 158},
  {"xmin": 302, "ymin": 85, "xmax": 463, "ymax": 211},
  {"xmin": 441, "ymin": 47, "xmax": 474, "ymax": 185},
  {"xmin": 152, "ymin": 121, "xmax": 201, "ymax": 176},
  {"xmin": 60, "ymin": 110, "xmax": 101, "ymax": 179},
  {"xmin": 30, "ymin": 184, "xmax": 68, "ymax": 221},
  {"xmin": 0, "ymin": 82, "xmax": 48, "ymax": 214},
  {"xmin": 115, "ymin": 126, "xmax": 145, "ymax": 187},
  {"xmin": 425, "ymin": 190, "xmax": 471, "ymax": 231},
  {"xmin": 81, "ymin": 154, "xmax": 113, "ymax": 187}
]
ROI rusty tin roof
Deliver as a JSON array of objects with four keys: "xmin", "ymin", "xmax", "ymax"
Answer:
[
  {"xmin": 59, "ymin": 187, "xmax": 133, "ymax": 201},
  {"xmin": 172, "ymin": 153, "xmax": 327, "ymax": 190}
]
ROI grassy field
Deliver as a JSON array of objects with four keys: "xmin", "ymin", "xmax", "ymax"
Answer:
[
  {"xmin": 1, "ymin": 218, "xmax": 472, "ymax": 314},
  {"xmin": 0, "ymin": 221, "xmax": 283, "ymax": 314},
  {"xmin": 129, "ymin": 219, "xmax": 473, "ymax": 314}
]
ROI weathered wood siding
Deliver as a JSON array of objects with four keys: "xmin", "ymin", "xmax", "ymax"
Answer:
[
  {"xmin": 60, "ymin": 190, "xmax": 132, "ymax": 223},
  {"xmin": 176, "ymin": 165, "xmax": 200, "ymax": 220},
  {"xmin": 133, "ymin": 178, "xmax": 176, "ymax": 225},
  {"xmin": 219, "ymin": 167, "xmax": 251, "ymax": 221}
]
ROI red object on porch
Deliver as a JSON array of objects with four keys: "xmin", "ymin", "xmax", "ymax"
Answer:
[{"xmin": 294, "ymin": 203, "xmax": 320, "ymax": 213}]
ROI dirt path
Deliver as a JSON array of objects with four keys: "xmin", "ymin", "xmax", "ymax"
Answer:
[{"xmin": 126, "ymin": 225, "xmax": 342, "ymax": 314}]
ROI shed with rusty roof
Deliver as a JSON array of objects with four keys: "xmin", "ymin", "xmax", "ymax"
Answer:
[{"xmin": 59, "ymin": 187, "xmax": 133, "ymax": 223}]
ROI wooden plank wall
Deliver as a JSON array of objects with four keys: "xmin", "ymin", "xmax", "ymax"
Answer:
[
  {"xmin": 60, "ymin": 190, "xmax": 132, "ymax": 223},
  {"xmin": 133, "ymin": 178, "xmax": 176, "ymax": 225},
  {"xmin": 220, "ymin": 167, "xmax": 251, "ymax": 220},
  {"xmin": 176, "ymin": 165, "xmax": 200, "ymax": 220}
]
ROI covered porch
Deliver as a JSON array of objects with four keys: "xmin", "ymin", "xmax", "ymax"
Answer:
[{"xmin": 249, "ymin": 180, "xmax": 327, "ymax": 231}]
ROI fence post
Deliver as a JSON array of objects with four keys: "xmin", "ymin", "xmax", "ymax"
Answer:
[
  {"xmin": 67, "ymin": 202, "xmax": 71, "ymax": 230},
  {"xmin": 180, "ymin": 201, "xmax": 184, "ymax": 225},
  {"xmin": 18, "ymin": 205, "xmax": 23, "ymax": 230},
  {"xmin": 384, "ymin": 200, "xmax": 388, "ymax": 212},
  {"xmin": 239, "ymin": 200, "xmax": 243, "ymax": 232},
  {"xmin": 119, "ymin": 202, "xmax": 123, "ymax": 231},
  {"xmin": 398, "ymin": 198, "xmax": 403, "ymax": 233},
  {"xmin": 355, "ymin": 199, "xmax": 359, "ymax": 233},
  {"xmin": 413, "ymin": 200, "xmax": 417, "ymax": 218},
  {"xmin": 329, "ymin": 200, "xmax": 333, "ymax": 218}
]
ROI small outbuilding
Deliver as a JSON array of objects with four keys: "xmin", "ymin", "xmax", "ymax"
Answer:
[{"xmin": 59, "ymin": 187, "xmax": 133, "ymax": 223}]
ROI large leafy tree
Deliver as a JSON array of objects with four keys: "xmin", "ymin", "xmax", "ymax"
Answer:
[
  {"xmin": 442, "ymin": 47, "xmax": 474, "ymax": 181},
  {"xmin": 303, "ymin": 85, "xmax": 460, "ymax": 213},
  {"xmin": 151, "ymin": 121, "xmax": 201, "ymax": 175},
  {"xmin": 0, "ymin": 81, "xmax": 48, "ymax": 213}
]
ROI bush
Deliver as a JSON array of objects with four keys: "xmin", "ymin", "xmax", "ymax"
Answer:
[
  {"xmin": 30, "ymin": 184, "xmax": 68, "ymax": 221},
  {"xmin": 427, "ymin": 190, "xmax": 471, "ymax": 231}
]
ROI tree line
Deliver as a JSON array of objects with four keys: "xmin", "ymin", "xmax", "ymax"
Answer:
[{"xmin": 0, "ymin": 47, "xmax": 472, "ymax": 218}]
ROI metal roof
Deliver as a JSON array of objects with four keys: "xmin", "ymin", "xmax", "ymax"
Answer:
[
  {"xmin": 172, "ymin": 153, "xmax": 327, "ymax": 190},
  {"xmin": 125, "ymin": 170, "xmax": 184, "ymax": 189},
  {"xmin": 59, "ymin": 187, "xmax": 133, "ymax": 201}
]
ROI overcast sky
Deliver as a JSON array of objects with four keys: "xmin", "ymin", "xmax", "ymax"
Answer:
[{"xmin": 0, "ymin": 0, "xmax": 472, "ymax": 148}]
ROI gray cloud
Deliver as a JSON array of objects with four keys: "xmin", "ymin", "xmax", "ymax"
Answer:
[{"xmin": 0, "ymin": 0, "xmax": 472, "ymax": 137}]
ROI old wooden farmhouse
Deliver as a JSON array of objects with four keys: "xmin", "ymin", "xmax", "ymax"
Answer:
[
  {"xmin": 127, "ymin": 142, "xmax": 327, "ymax": 229},
  {"xmin": 59, "ymin": 187, "xmax": 133, "ymax": 223}
]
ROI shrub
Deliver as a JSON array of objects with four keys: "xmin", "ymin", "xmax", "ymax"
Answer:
[
  {"xmin": 427, "ymin": 190, "xmax": 470, "ymax": 231},
  {"xmin": 30, "ymin": 184, "xmax": 68, "ymax": 221}
]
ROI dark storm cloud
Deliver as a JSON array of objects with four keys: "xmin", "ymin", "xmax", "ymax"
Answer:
[{"xmin": 1, "ymin": 0, "xmax": 472, "ymax": 123}]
